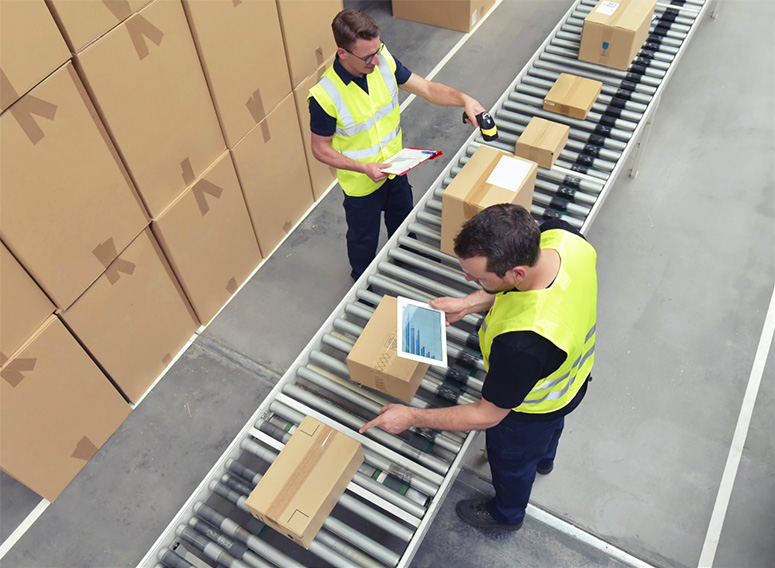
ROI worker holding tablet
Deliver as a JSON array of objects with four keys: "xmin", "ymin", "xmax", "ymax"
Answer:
[{"xmin": 361, "ymin": 204, "xmax": 598, "ymax": 532}]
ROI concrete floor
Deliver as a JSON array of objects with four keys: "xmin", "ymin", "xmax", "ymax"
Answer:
[{"xmin": 2, "ymin": 1, "xmax": 773, "ymax": 567}]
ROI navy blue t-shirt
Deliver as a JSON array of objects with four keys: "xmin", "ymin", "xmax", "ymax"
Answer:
[
  {"xmin": 481, "ymin": 220, "xmax": 592, "ymax": 422},
  {"xmin": 308, "ymin": 54, "xmax": 412, "ymax": 137}
]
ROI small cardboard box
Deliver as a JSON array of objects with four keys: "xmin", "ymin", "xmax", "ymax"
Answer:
[
  {"xmin": 182, "ymin": 0, "xmax": 291, "ymax": 148},
  {"xmin": 231, "ymin": 93, "xmax": 314, "ymax": 257},
  {"xmin": 0, "ymin": 316, "xmax": 131, "ymax": 502},
  {"xmin": 543, "ymin": 73, "xmax": 603, "ymax": 120},
  {"xmin": 441, "ymin": 145, "xmax": 537, "ymax": 256},
  {"xmin": 392, "ymin": 0, "xmax": 496, "ymax": 33},
  {"xmin": 246, "ymin": 416, "xmax": 363, "ymax": 549},
  {"xmin": 276, "ymin": 0, "xmax": 342, "ymax": 89},
  {"xmin": 75, "ymin": 0, "xmax": 226, "ymax": 219},
  {"xmin": 152, "ymin": 152, "xmax": 262, "ymax": 326},
  {"xmin": 61, "ymin": 228, "xmax": 199, "ymax": 403},
  {"xmin": 0, "ymin": 0, "xmax": 70, "ymax": 111},
  {"xmin": 46, "ymin": 0, "xmax": 151, "ymax": 54},
  {"xmin": 579, "ymin": 0, "xmax": 656, "ymax": 71},
  {"xmin": 0, "ymin": 243, "xmax": 55, "ymax": 365},
  {"xmin": 346, "ymin": 296, "xmax": 429, "ymax": 402},
  {"xmin": 514, "ymin": 117, "xmax": 570, "ymax": 169},
  {"xmin": 293, "ymin": 54, "xmax": 338, "ymax": 201}
]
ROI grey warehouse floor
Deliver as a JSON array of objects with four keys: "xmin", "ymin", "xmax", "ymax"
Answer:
[{"xmin": 1, "ymin": 1, "xmax": 774, "ymax": 567}]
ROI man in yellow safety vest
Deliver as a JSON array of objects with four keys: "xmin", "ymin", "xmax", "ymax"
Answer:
[
  {"xmin": 308, "ymin": 8, "xmax": 487, "ymax": 280},
  {"xmin": 361, "ymin": 204, "xmax": 598, "ymax": 531}
]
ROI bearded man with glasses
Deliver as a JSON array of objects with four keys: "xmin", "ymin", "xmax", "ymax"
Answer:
[{"xmin": 309, "ymin": 8, "xmax": 487, "ymax": 281}]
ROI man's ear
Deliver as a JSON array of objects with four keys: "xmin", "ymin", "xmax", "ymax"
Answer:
[{"xmin": 511, "ymin": 266, "xmax": 527, "ymax": 283}]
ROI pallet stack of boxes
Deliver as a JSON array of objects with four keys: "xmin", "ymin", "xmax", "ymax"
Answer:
[{"xmin": 0, "ymin": 0, "xmax": 342, "ymax": 503}]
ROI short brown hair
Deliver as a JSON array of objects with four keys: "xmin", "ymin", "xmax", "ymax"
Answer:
[{"xmin": 332, "ymin": 8, "xmax": 380, "ymax": 50}]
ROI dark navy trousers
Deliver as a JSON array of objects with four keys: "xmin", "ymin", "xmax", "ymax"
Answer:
[
  {"xmin": 342, "ymin": 175, "xmax": 413, "ymax": 280},
  {"xmin": 485, "ymin": 415, "xmax": 565, "ymax": 525}
]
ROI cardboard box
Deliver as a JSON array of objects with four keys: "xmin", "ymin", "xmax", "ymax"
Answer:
[
  {"xmin": 61, "ymin": 228, "xmax": 199, "ymax": 403},
  {"xmin": 346, "ymin": 296, "xmax": 429, "ymax": 402},
  {"xmin": 0, "ymin": 62, "xmax": 149, "ymax": 310},
  {"xmin": 152, "ymin": 152, "xmax": 262, "ymax": 326},
  {"xmin": 543, "ymin": 73, "xmax": 602, "ymax": 120},
  {"xmin": 392, "ymin": 0, "xmax": 496, "ymax": 33},
  {"xmin": 75, "ymin": 0, "xmax": 225, "ymax": 219},
  {"xmin": 293, "ymin": 54, "xmax": 338, "ymax": 201},
  {"xmin": 46, "ymin": 0, "xmax": 152, "ymax": 54},
  {"xmin": 183, "ymin": 0, "xmax": 291, "ymax": 148},
  {"xmin": 514, "ymin": 117, "xmax": 570, "ymax": 169},
  {"xmin": 440, "ymin": 145, "xmax": 537, "ymax": 256},
  {"xmin": 0, "ymin": 0, "xmax": 70, "ymax": 111},
  {"xmin": 0, "ymin": 242, "xmax": 55, "ymax": 365},
  {"xmin": 246, "ymin": 416, "xmax": 363, "ymax": 549},
  {"xmin": 579, "ymin": 0, "xmax": 656, "ymax": 71},
  {"xmin": 0, "ymin": 316, "xmax": 131, "ymax": 502},
  {"xmin": 276, "ymin": 0, "xmax": 342, "ymax": 89},
  {"xmin": 231, "ymin": 93, "xmax": 314, "ymax": 257}
]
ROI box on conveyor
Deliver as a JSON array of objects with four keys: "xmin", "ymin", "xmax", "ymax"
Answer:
[
  {"xmin": 578, "ymin": 0, "xmax": 657, "ymax": 71},
  {"xmin": 347, "ymin": 296, "xmax": 429, "ymax": 402},
  {"xmin": 391, "ymin": 0, "xmax": 496, "ymax": 33},
  {"xmin": 440, "ymin": 145, "xmax": 537, "ymax": 256},
  {"xmin": 245, "ymin": 416, "xmax": 363, "ymax": 549},
  {"xmin": 514, "ymin": 117, "xmax": 570, "ymax": 169},
  {"xmin": 542, "ymin": 73, "xmax": 602, "ymax": 120}
]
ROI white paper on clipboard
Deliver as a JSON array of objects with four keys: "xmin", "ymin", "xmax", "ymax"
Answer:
[{"xmin": 396, "ymin": 296, "xmax": 448, "ymax": 367}]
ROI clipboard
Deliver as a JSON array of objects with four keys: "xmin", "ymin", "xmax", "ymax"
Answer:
[{"xmin": 380, "ymin": 147, "xmax": 443, "ymax": 176}]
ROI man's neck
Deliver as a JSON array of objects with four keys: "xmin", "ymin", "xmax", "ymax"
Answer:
[{"xmin": 517, "ymin": 249, "xmax": 560, "ymax": 291}]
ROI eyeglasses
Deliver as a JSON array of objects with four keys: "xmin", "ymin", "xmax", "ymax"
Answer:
[{"xmin": 345, "ymin": 42, "xmax": 384, "ymax": 64}]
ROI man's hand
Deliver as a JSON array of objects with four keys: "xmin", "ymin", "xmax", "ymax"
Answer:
[
  {"xmin": 359, "ymin": 403, "xmax": 415, "ymax": 434},
  {"xmin": 429, "ymin": 296, "xmax": 470, "ymax": 325},
  {"xmin": 462, "ymin": 97, "xmax": 488, "ymax": 128},
  {"xmin": 363, "ymin": 162, "xmax": 390, "ymax": 183}
]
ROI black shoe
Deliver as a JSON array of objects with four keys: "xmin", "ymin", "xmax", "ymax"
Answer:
[
  {"xmin": 455, "ymin": 498, "xmax": 523, "ymax": 531},
  {"xmin": 537, "ymin": 460, "xmax": 554, "ymax": 475}
]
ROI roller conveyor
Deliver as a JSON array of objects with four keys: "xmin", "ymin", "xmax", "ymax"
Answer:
[{"xmin": 141, "ymin": 1, "xmax": 710, "ymax": 566}]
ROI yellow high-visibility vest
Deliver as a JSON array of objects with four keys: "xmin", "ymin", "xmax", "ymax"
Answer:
[
  {"xmin": 479, "ymin": 229, "xmax": 597, "ymax": 414},
  {"xmin": 308, "ymin": 46, "xmax": 403, "ymax": 197}
]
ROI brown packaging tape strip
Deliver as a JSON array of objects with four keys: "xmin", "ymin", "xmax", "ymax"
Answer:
[
  {"xmin": 233, "ymin": 0, "xmax": 242, "ymax": 6},
  {"xmin": 9, "ymin": 91, "xmax": 58, "ymax": 146},
  {"xmin": 266, "ymin": 422, "xmax": 332, "ymax": 523},
  {"xmin": 193, "ymin": 179, "xmax": 224, "ymax": 216},
  {"xmin": 181, "ymin": 158, "xmax": 197, "ymax": 187},
  {"xmin": 226, "ymin": 277, "xmax": 238, "ymax": 295},
  {"xmin": 162, "ymin": 353, "xmax": 172, "ymax": 366},
  {"xmin": 105, "ymin": 258, "xmax": 136, "ymax": 284},
  {"xmin": 370, "ymin": 324, "xmax": 397, "ymax": 392},
  {"xmin": 260, "ymin": 119, "xmax": 271, "ymax": 143},
  {"xmin": 103, "ymin": 0, "xmax": 133, "ymax": 21},
  {"xmin": 0, "ymin": 351, "xmax": 8, "ymax": 367},
  {"xmin": 462, "ymin": 157, "xmax": 503, "ymax": 219},
  {"xmin": 283, "ymin": 220, "xmax": 294, "ymax": 233},
  {"xmin": 0, "ymin": 68, "xmax": 18, "ymax": 111},
  {"xmin": 71, "ymin": 436, "xmax": 99, "ymax": 461},
  {"xmin": 92, "ymin": 238, "xmax": 118, "ymax": 268},
  {"xmin": 126, "ymin": 14, "xmax": 164, "ymax": 60},
  {"xmin": 0, "ymin": 358, "xmax": 36, "ymax": 387},
  {"xmin": 315, "ymin": 46, "xmax": 324, "ymax": 66},
  {"xmin": 246, "ymin": 88, "xmax": 265, "ymax": 123}
]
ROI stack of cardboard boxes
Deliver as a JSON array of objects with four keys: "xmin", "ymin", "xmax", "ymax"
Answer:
[{"xmin": 0, "ymin": 0, "xmax": 342, "ymax": 502}]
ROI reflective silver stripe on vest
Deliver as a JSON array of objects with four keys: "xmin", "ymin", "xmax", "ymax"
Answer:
[
  {"xmin": 341, "ymin": 124, "xmax": 401, "ymax": 160},
  {"xmin": 318, "ymin": 75, "xmax": 355, "ymax": 130}
]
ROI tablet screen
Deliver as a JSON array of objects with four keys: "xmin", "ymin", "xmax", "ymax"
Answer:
[{"xmin": 396, "ymin": 296, "xmax": 448, "ymax": 367}]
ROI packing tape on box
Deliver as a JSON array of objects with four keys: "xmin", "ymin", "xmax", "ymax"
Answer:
[
  {"xmin": 369, "ymin": 325, "xmax": 398, "ymax": 392},
  {"xmin": 92, "ymin": 237, "xmax": 119, "ymax": 268},
  {"xmin": 71, "ymin": 435, "xmax": 99, "ymax": 461},
  {"xmin": 125, "ymin": 14, "xmax": 164, "ymax": 61},
  {"xmin": 0, "ymin": 357, "xmax": 36, "ymax": 387},
  {"xmin": 7, "ymin": 89, "xmax": 58, "ymax": 145},
  {"xmin": 103, "ymin": 0, "xmax": 133, "ymax": 21},
  {"xmin": 105, "ymin": 258, "xmax": 136, "ymax": 285},
  {"xmin": 181, "ymin": 158, "xmax": 197, "ymax": 187},
  {"xmin": 265, "ymin": 421, "xmax": 332, "ymax": 524},
  {"xmin": 0, "ymin": 351, "xmax": 8, "ymax": 367},
  {"xmin": 193, "ymin": 179, "xmax": 224, "ymax": 216},
  {"xmin": 233, "ymin": 0, "xmax": 243, "ymax": 6},
  {"xmin": 315, "ymin": 46, "xmax": 325, "ymax": 67},
  {"xmin": 0, "ymin": 68, "xmax": 18, "ymax": 111},
  {"xmin": 462, "ymin": 157, "xmax": 503, "ymax": 219},
  {"xmin": 92, "ymin": 238, "xmax": 136, "ymax": 284},
  {"xmin": 162, "ymin": 353, "xmax": 172, "ymax": 366},
  {"xmin": 246, "ymin": 88, "xmax": 266, "ymax": 124},
  {"xmin": 226, "ymin": 277, "xmax": 238, "ymax": 295}
]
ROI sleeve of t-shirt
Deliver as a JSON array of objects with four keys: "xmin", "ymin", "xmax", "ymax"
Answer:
[
  {"xmin": 481, "ymin": 330, "xmax": 566, "ymax": 409},
  {"xmin": 393, "ymin": 55, "xmax": 412, "ymax": 85},
  {"xmin": 309, "ymin": 96, "xmax": 337, "ymax": 137}
]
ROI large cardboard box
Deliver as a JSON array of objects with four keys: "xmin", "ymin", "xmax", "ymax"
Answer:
[
  {"xmin": 275, "ymin": 0, "xmax": 342, "ymax": 89},
  {"xmin": 246, "ymin": 416, "xmax": 363, "ymax": 549},
  {"xmin": 579, "ymin": 0, "xmax": 656, "ymax": 71},
  {"xmin": 392, "ymin": 0, "xmax": 496, "ymax": 33},
  {"xmin": 0, "ymin": 0, "xmax": 70, "ymax": 111},
  {"xmin": 61, "ymin": 228, "xmax": 199, "ymax": 403},
  {"xmin": 231, "ymin": 93, "xmax": 314, "ymax": 257},
  {"xmin": 75, "ymin": 0, "xmax": 225, "ymax": 219},
  {"xmin": 0, "ymin": 316, "xmax": 131, "ymax": 502},
  {"xmin": 152, "ymin": 152, "xmax": 262, "ymax": 326},
  {"xmin": 292, "ymin": 54, "xmax": 338, "ymax": 201},
  {"xmin": 46, "ymin": 0, "xmax": 152, "ymax": 54},
  {"xmin": 514, "ymin": 117, "xmax": 570, "ymax": 169},
  {"xmin": 346, "ymin": 296, "xmax": 429, "ymax": 402},
  {"xmin": 0, "ymin": 62, "xmax": 149, "ymax": 310},
  {"xmin": 183, "ymin": 0, "xmax": 291, "ymax": 148},
  {"xmin": 0, "ymin": 243, "xmax": 55, "ymax": 365},
  {"xmin": 441, "ymin": 145, "xmax": 537, "ymax": 256},
  {"xmin": 543, "ymin": 73, "xmax": 603, "ymax": 121}
]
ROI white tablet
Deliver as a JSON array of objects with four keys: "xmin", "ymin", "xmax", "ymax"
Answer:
[{"xmin": 396, "ymin": 296, "xmax": 448, "ymax": 367}]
